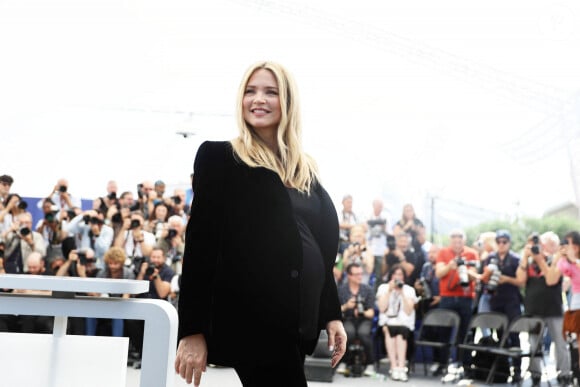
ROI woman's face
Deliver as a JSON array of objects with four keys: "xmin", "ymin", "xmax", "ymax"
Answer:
[
  {"xmin": 242, "ymin": 69, "xmax": 282, "ymax": 137},
  {"xmin": 566, "ymin": 239, "xmax": 579, "ymax": 259},
  {"xmin": 391, "ymin": 268, "xmax": 404, "ymax": 283},
  {"xmin": 155, "ymin": 205, "xmax": 168, "ymax": 220}
]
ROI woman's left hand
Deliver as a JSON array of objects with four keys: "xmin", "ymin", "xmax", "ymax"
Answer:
[{"xmin": 326, "ymin": 320, "xmax": 347, "ymax": 368}]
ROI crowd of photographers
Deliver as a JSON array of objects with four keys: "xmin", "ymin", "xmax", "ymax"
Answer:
[
  {"xmin": 0, "ymin": 174, "xmax": 188, "ymax": 363},
  {"xmin": 335, "ymin": 194, "xmax": 580, "ymax": 386},
  {"xmin": 3, "ymin": 174, "xmax": 580, "ymax": 384}
]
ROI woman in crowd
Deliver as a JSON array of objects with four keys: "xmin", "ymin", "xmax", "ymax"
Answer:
[
  {"xmin": 174, "ymin": 61, "xmax": 347, "ymax": 387},
  {"xmin": 341, "ymin": 224, "xmax": 375, "ymax": 285},
  {"xmin": 376, "ymin": 264, "xmax": 419, "ymax": 382},
  {"xmin": 392, "ymin": 204, "xmax": 424, "ymax": 244}
]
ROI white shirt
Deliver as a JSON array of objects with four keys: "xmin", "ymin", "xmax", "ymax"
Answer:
[
  {"xmin": 376, "ymin": 283, "xmax": 418, "ymax": 330},
  {"xmin": 122, "ymin": 230, "xmax": 156, "ymax": 258}
]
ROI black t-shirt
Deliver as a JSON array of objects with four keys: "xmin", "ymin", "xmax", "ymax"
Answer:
[
  {"xmin": 385, "ymin": 250, "xmax": 417, "ymax": 285},
  {"xmin": 524, "ymin": 258, "xmax": 562, "ymax": 317},
  {"xmin": 286, "ymin": 187, "xmax": 325, "ymax": 341}
]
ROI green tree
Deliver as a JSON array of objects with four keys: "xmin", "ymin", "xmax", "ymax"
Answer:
[{"xmin": 466, "ymin": 216, "xmax": 580, "ymax": 252}]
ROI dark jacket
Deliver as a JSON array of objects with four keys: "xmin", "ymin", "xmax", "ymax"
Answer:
[{"xmin": 178, "ymin": 141, "xmax": 341, "ymax": 367}]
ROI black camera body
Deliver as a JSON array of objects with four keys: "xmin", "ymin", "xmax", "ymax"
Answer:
[
  {"xmin": 531, "ymin": 235, "xmax": 541, "ymax": 255},
  {"xmin": 44, "ymin": 211, "xmax": 58, "ymax": 223},
  {"xmin": 395, "ymin": 279, "xmax": 404, "ymax": 289},
  {"xmin": 130, "ymin": 219, "xmax": 141, "ymax": 229},
  {"xmin": 58, "ymin": 185, "xmax": 67, "ymax": 193},
  {"xmin": 19, "ymin": 227, "xmax": 31, "ymax": 237},
  {"xmin": 167, "ymin": 229, "xmax": 178, "ymax": 240}
]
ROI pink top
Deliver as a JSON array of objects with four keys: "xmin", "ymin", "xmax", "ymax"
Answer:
[{"xmin": 558, "ymin": 258, "xmax": 580, "ymax": 293}]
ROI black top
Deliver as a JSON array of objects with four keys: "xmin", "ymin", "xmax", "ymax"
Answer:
[
  {"xmin": 286, "ymin": 187, "xmax": 325, "ymax": 340},
  {"xmin": 178, "ymin": 141, "xmax": 341, "ymax": 366}
]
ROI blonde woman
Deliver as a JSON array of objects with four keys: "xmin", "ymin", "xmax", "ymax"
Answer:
[{"xmin": 175, "ymin": 62, "xmax": 347, "ymax": 387}]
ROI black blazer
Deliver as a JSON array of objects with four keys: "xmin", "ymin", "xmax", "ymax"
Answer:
[{"xmin": 178, "ymin": 141, "xmax": 341, "ymax": 366}]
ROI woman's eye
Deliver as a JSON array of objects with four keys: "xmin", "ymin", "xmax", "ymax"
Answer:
[
  {"xmin": 244, "ymin": 89, "xmax": 255, "ymax": 94},
  {"xmin": 266, "ymin": 90, "xmax": 278, "ymax": 95}
]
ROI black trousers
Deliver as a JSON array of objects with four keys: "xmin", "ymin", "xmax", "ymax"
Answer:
[{"xmin": 233, "ymin": 340, "xmax": 307, "ymax": 387}]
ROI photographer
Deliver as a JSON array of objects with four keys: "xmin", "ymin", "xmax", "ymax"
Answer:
[
  {"xmin": 382, "ymin": 232, "xmax": 417, "ymax": 286},
  {"xmin": 341, "ymin": 225, "xmax": 375, "ymax": 285},
  {"xmin": 2, "ymin": 212, "xmax": 46, "ymax": 273},
  {"xmin": 45, "ymin": 178, "xmax": 81, "ymax": 212},
  {"xmin": 0, "ymin": 175, "xmax": 13, "ymax": 208},
  {"xmin": 135, "ymin": 180, "xmax": 156, "ymax": 220},
  {"xmin": 113, "ymin": 211, "xmax": 155, "ymax": 259},
  {"xmin": 435, "ymin": 229, "xmax": 479, "ymax": 371},
  {"xmin": 35, "ymin": 198, "xmax": 66, "ymax": 263},
  {"xmin": 64, "ymin": 210, "xmax": 114, "ymax": 269},
  {"xmin": 337, "ymin": 263, "xmax": 375, "ymax": 376},
  {"xmin": 146, "ymin": 202, "xmax": 170, "ymax": 238},
  {"xmin": 0, "ymin": 194, "xmax": 28, "ymax": 239},
  {"xmin": 93, "ymin": 180, "xmax": 119, "ymax": 215},
  {"xmin": 376, "ymin": 264, "xmax": 419, "ymax": 382},
  {"xmin": 479, "ymin": 230, "xmax": 525, "ymax": 382},
  {"xmin": 367, "ymin": 199, "xmax": 388, "ymax": 291},
  {"xmin": 127, "ymin": 247, "xmax": 174, "ymax": 362},
  {"xmin": 520, "ymin": 231, "xmax": 571, "ymax": 386},
  {"xmin": 168, "ymin": 188, "xmax": 189, "ymax": 221},
  {"xmin": 156, "ymin": 215, "xmax": 185, "ymax": 274}
]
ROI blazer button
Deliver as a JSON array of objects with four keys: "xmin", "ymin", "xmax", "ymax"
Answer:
[{"xmin": 290, "ymin": 270, "xmax": 299, "ymax": 279}]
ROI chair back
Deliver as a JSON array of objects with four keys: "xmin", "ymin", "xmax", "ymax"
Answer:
[
  {"xmin": 418, "ymin": 308, "xmax": 461, "ymax": 344},
  {"xmin": 500, "ymin": 315, "xmax": 545, "ymax": 348},
  {"xmin": 464, "ymin": 312, "xmax": 509, "ymax": 344}
]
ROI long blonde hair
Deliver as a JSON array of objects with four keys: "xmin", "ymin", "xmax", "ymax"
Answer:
[{"xmin": 230, "ymin": 61, "xmax": 319, "ymax": 193}]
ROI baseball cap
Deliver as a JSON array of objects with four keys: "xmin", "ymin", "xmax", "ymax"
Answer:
[{"xmin": 496, "ymin": 229, "xmax": 511, "ymax": 241}]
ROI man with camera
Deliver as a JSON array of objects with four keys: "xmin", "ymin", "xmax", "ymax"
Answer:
[
  {"xmin": 35, "ymin": 198, "xmax": 67, "ymax": 263},
  {"xmin": 113, "ymin": 211, "xmax": 155, "ymax": 261},
  {"xmin": 93, "ymin": 180, "xmax": 119, "ymax": 214},
  {"xmin": 337, "ymin": 262, "xmax": 376, "ymax": 376},
  {"xmin": 479, "ymin": 230, "xmax": 525, "ymax": 382},
  {"xmin": 367, "ymin": 199, "xmax": 388, "ymax": 291},
  {"xmin": 156, "ymin": 215, "xmax": 185, "ymax": 274},
  {"xmin": 2, "ymin": 212, "xmax": 46, "ymax": 274},
  {"xmin": 46, "ymin": 178, "xmax": 81, "ymax": 212},
  {"xmin": 520, "ymin": 231, "xmax": 572, "ymax": 386},
  {"xmin": 383, "ymin": 232, "xmax": 417, "ymax": 286},
  {"xmin": 435, "ymin": 229, "xmax": 479, "ymax": 370},
  {"xmin": 65, "ymin": 210, "xmax": 114, "ymax": 269}
]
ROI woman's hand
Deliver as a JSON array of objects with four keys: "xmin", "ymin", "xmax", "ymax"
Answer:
[
  {"xmin": 326, "ymin": 320, "xmax": 347, "ymax": 368},
  {"xmin": 175, "ymin": 334, "xmax": 208, "ymax": 386}
]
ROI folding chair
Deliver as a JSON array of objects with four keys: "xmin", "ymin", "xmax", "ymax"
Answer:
[
  {"xmin": 457, "ymin": 312, "xmax": 509, "ymax": 381},
  {"xmin": 486, "ymin": 315, "xmax": 549, "ymax": 387},
  {"xmin": 414, "ymin": 309, "xmax": 461, "ymax": 376}
]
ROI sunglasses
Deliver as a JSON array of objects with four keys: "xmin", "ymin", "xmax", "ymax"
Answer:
[{"xmin": 496, "ymin": 239, "xmax": 510, "ymax": 245}]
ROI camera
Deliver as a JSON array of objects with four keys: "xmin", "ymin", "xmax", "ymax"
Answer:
[
  {"xmin": 455, "ymin": 257, "xmax": 471, "ymax": 287},
  {"xmin": 172, "ymin": 196, "xmax": 182, "ymax": 205},
  {"xmin": 356, "ymin": 294, "xmax": 365, "ymax": 314},
  {"xmin": 44, "ymin": 211, "xmax": 58, "ymax": 223},
  {"xmin": 345, "ymin": 343, "xmax": 366, "ymax": 377},
  {"xmin": 166, "ymin": 228, "xmax": 178, "ymax": 240},
  {"xmin": 145, "ymin": 265, "xmax": 155, "ymax": 277},
  {"xmin": 66, "ymin": 210, "xmax": 76, "ymax": 220},
  {"xmin": 131, "ymin": 256, "xmax": 147, "ymax": 275},
  {"xmin": 82, "ymin": 215, "xmax": 91, "ymax": 224},
  {"xmin": 419, "ymin": 277, "xmax": 432, "ymax": 299},
  {"xmin": 531, "ymin": 234, "xmax": 541, "ymax": 255},
  {"xmin": 136, "ymin": 183, "xmax": 144, "ymax": 199},
  {"xmin": 486, "ymin": 257, "xmax": 501, "ymax": 293},
  {"xmin": 386, "ymin": 235, "xmax": 396, "ymax": 251},
  {"xmin": 395, "ymin": 279, "xmax": 404, "ymax": 289},
  {"xmin": 58, "ymin": 185, "xmax": 67, "ymax": 193},
  {"xmin": 111, "ymin": 213, "xmax": 123, "ymax": 224},
  {"xmin": 17, "ymin": 200, "xmax": 28, "ymax": 210},
  {"xmin": 107, "ymin": 192, "xmax": 117, "ymax": 200},
  {"xmin": 129, "ymin": 219, "xmax": 141, "ymax": 229},
  {"xmin": 19, "ymin": 227, "xmax": 31, "ymax": 237},
  {"xmin": 77, "ymin": 250, "xmax": 88, "ymax": 265}
]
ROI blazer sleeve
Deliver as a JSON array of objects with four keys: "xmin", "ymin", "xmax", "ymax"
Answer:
[
  {"xmin": 316, "ymin": 185, "xmax": 343, "ymax": 326},
  {"xmin": 178, "ymin": 141, "xmax": 225, "ymax": 341}
]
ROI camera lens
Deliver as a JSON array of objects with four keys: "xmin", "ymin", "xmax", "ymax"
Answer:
[
  {"xmin": 19, "ymin": 227, "xmax": 31, "ymax": 236},
  {"xmin": 130, "ymin": 219, "xmax": 141, "ymax": 229}
]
